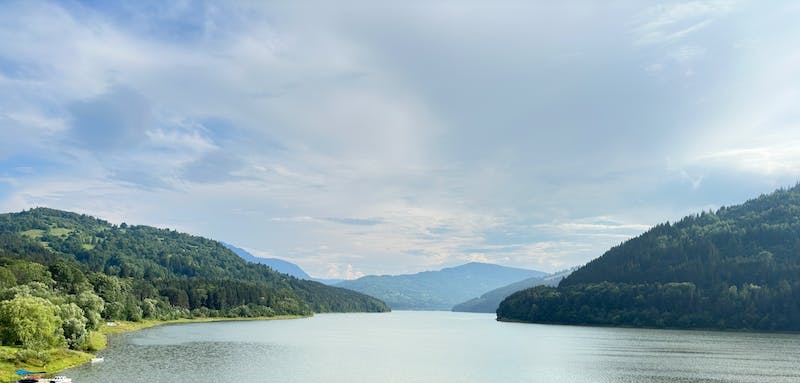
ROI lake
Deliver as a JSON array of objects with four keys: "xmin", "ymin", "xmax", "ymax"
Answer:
[{"xmin": 64, "ymin": 311, "xmax": 800, "ymax": 383}]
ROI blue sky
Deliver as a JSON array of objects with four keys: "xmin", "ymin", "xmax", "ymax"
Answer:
[{"xmin": 1, "ymin": 1, "xmax": 799, "ymax": 278}]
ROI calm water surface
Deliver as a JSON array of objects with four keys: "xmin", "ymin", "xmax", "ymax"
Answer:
[{"xmin": 65, "ymin": 311, "xmax": 800, "ymax": 383}]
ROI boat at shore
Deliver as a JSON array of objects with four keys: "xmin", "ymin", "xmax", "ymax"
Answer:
[{"xmin": 15, "ymin": 375, "xmax": 72, "ymax": 383}]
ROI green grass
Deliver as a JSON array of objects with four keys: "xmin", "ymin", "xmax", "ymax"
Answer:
[
  {"xmin": 19, "ymin": 229, "xmax": 44, "ymax": 239},
  {"xmin": 21, "ymin": 228, "xmax": 73, "ymax": 239},
  {"xmin": 0, "ymin": 346, "xmax": 93, "ymax": 382},
  {"xmin": 48, "ymin": 228, "xmax": 72, "ymax": 237},
  {"xmin": 20, "ymin": 228, "xmax": 74, "ymax": 251},
  {"xmin": 82, "ymin": 331, "xmax": 106, "ymax": 352},
  {"xmin": 99, "ymin": 315, "xmax": 307, "ymax": 336}
]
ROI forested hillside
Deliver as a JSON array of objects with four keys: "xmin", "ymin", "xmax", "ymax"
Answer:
[
  {"xmin": 0, "ymin": 208, "xmax": 387, "ymax": 352},
  {"xmin": 497, "ymin": 185, "xmax": 800, "ymax": 331}
]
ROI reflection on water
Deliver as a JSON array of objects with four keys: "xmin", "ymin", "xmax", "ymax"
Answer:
[{"xmin": 65, "ymin": 311, "xmax": 800, "ymax": 383}]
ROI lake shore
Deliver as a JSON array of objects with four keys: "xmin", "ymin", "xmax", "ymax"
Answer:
[
  {"xmin": 63, "ymin": 311, "xmax": 800, "ymax": 383},
  {"xmin": 0, "ymin": 314, "xmax": 307, "ymax": 381}
]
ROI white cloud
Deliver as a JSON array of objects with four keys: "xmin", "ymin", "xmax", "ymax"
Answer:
[
  {"xmin": 146, "ymin": 126, "xmax": 217, "ymax": 154},
  {"xmin": 695, "ymin": 144, "xmax": 800, "ymax": 177},
  {"xmin": 679, "ymin": 169, "xmax": 705, "ymax": 190},
  {"xmin": 537, "ymin": 216, "xmax": 650, "ymax": 235},
  {"xmin": 2, "ymin": 1, "xmax": 800, "ymax": 278},
  {"xmin": 633, "ymin": 1, "xmax": 736, "ymax": 45},
  {"xmin": 2, "ymin": 112, "xmax": 66, "ymax": 135}
]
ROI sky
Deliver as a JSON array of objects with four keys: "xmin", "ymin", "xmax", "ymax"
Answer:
[{"xmin": 1, "ymin": 1, "xmax": 799, "ymax": 279}]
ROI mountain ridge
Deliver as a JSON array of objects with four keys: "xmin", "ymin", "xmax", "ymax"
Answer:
[
  {"xmin": 337, "ymin": 262, "xmax": 546, "ymax": 310},
  {"xmin": 222, "ymin": 242, "xmax": 312, "ymax": 280},
  {"xmin": 223, "ymin": 243, "xmax": 344, "ymax": 285},
  {"xmin": 452, "ymin": 267, "xmax": 575, "ymax": 313}
]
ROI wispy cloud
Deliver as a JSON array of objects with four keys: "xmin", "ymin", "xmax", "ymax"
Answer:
[
  {"xmin": 632, "ymin": 1, "xmax": 736, "ymax": 45},
  {"xmin": 695, "ymin": 143, "xmax": 800, "ymax": 177}
]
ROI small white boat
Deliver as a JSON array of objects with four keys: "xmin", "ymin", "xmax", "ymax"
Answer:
[
  {"xmin": 49, "ymin": 376, "xmax": 72, "ymax": 383},
  {"xmin": 91, "ymin": 357, "xmax": 104, "ymax": 363}
]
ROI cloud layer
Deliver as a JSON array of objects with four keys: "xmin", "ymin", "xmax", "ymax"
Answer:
[{"xmin": 1, "ymin": 1, "xmax": 799, "ymax": 278}]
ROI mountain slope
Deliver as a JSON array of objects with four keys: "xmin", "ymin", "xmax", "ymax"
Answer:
[
  {"xmin": 497, "ymin": 184, "xmax": 800, "ymax": 331},
  {"xmin": 452, "ymin": 268, "xmax": 574, "ymax": 313},
  {"xmin": 223, "ymin": 243, "xmax": 344, "ymax": 285},
  {"xmin": 0, "ymin": 208, "xmax": 388, "ymax": 317},
  {"xmin": 336, "ymin": 262, "xmax": 546, "ymax": 310},
  {"xmin": 223, "ymin": 242, "xmax": 312, "ymax": 280}
]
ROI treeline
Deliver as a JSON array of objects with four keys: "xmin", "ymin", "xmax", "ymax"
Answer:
[
  {"xmin": 498, "ymin": 281, "xmax": 800, "ymax": 330},
  {"xmin": 498, "ymin": 184, "xmax": 800, "ymax": 331},
  {"xmin": 0, "ymin": 207, "xmax": 387, "ymax": 354}
]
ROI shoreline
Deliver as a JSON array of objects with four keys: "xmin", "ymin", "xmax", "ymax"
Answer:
[
  {"xmin": 0, "ymin": 314, "xmax": 307, "ymax": 381},
  {"xmin": 495, "ymin": 316, "xmax": 800, "ymax": 334},
  {"xmin": 98, "ymin": 314, "xmax": 308, "ymax": 338}
]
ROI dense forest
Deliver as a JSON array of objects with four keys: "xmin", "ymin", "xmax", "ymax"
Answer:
[
  {"xmin": 0, "ymin": 208, "xmax": 387, "ymax": 353},
  {"xmin": 497, "ymin": 184, "xmax": 800, "ymax": 331}
]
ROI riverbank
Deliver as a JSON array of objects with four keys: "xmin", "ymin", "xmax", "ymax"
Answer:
[{"xmin": 0, "ymin": 314, "xmax": 306, "ymax": 381}]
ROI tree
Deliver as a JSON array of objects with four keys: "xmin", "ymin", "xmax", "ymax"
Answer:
[
  {"xmin": 7, "ymin": 261, "xmax": 53, "ymax": 286},
  {"xmin": 58, "ymin": 303, "xmax": 88, "ymax": 349},
  {"xmin": 73, "ymin": 290, "xmax": 104, "ymax": 330},
  {"xmin": 0, "ymin": 266, "xmax": 15, "ymax": 288},
  {"xmin": 0, "ymin": 295, "xmax": 63, "ymax": 350},
  {"xmin": 50, "ymin": 261, "xmax": 91, "ymax": 294}
]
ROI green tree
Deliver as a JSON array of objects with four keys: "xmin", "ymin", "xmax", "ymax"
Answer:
[
  {"xmin": 0, "ymin": 295, "xmax": 63, "ymax": 350},
  {"xmin": 0, "ymin": 281, "xmax": 55, "ymax": 301},
  {"xmin": 73, "ymin": 290, "xmax": 104, "ymax": 330},
  {"xmin": 0, "ymin": 266, "xmax": 15, "ymax": 288},
  {"xmin": 58, "ymin": 303, "xmax": 88, "ymax": 349},
  {"xmin": 50, "ymin": 261, "xmax": 91, "ymax": 294},
  {"xmin": 7, "ymin": 261, "xmax": 53, "ymax": 286}
]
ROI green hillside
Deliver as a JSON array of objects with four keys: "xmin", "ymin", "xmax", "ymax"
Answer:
[
  {"xmin": 497, "ymin": 184, "xmax": 800, "ymax": 331},
  {"xmin": 0, "ymin": 208, "xmax": 387, "ymax": 352}
]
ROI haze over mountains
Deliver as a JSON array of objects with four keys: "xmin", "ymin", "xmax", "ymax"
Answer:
[
  {"xmin": 452, "ymin": 268, "xmax": 576, "ymax": 313},
  {"xmin": 224, "ymin": 243, "xmax": 344, "ymax": 285},
  {"xmin": 224, "ymin": 244, "xmax": 558, "ymax": 311},
  {"xmin": 336, "ymin": 262, "xmax": 547, "ymax": 310},
  {"xmin": 223, "ymin": 242, "xmax": 312, "ymax": 280}
]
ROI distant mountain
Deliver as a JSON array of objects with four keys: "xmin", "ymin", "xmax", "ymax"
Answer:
[
  {"xmin": 222, "ymin": 243, "xmax": 345, "ymax": 285},
  {"xmin": 498, "ymin": 184, "xmax": 800, "ymax": 331},
  {"xmin": 223, "ymin": 243, "xmax": 312, "ymax": 280},
  {"xmin": 452, "ymin": 268, "xmax": 575, "ymax": 313},
  {"xmin": 336, "ymin": 262, "xmax": 546, "ymax": 310}
]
